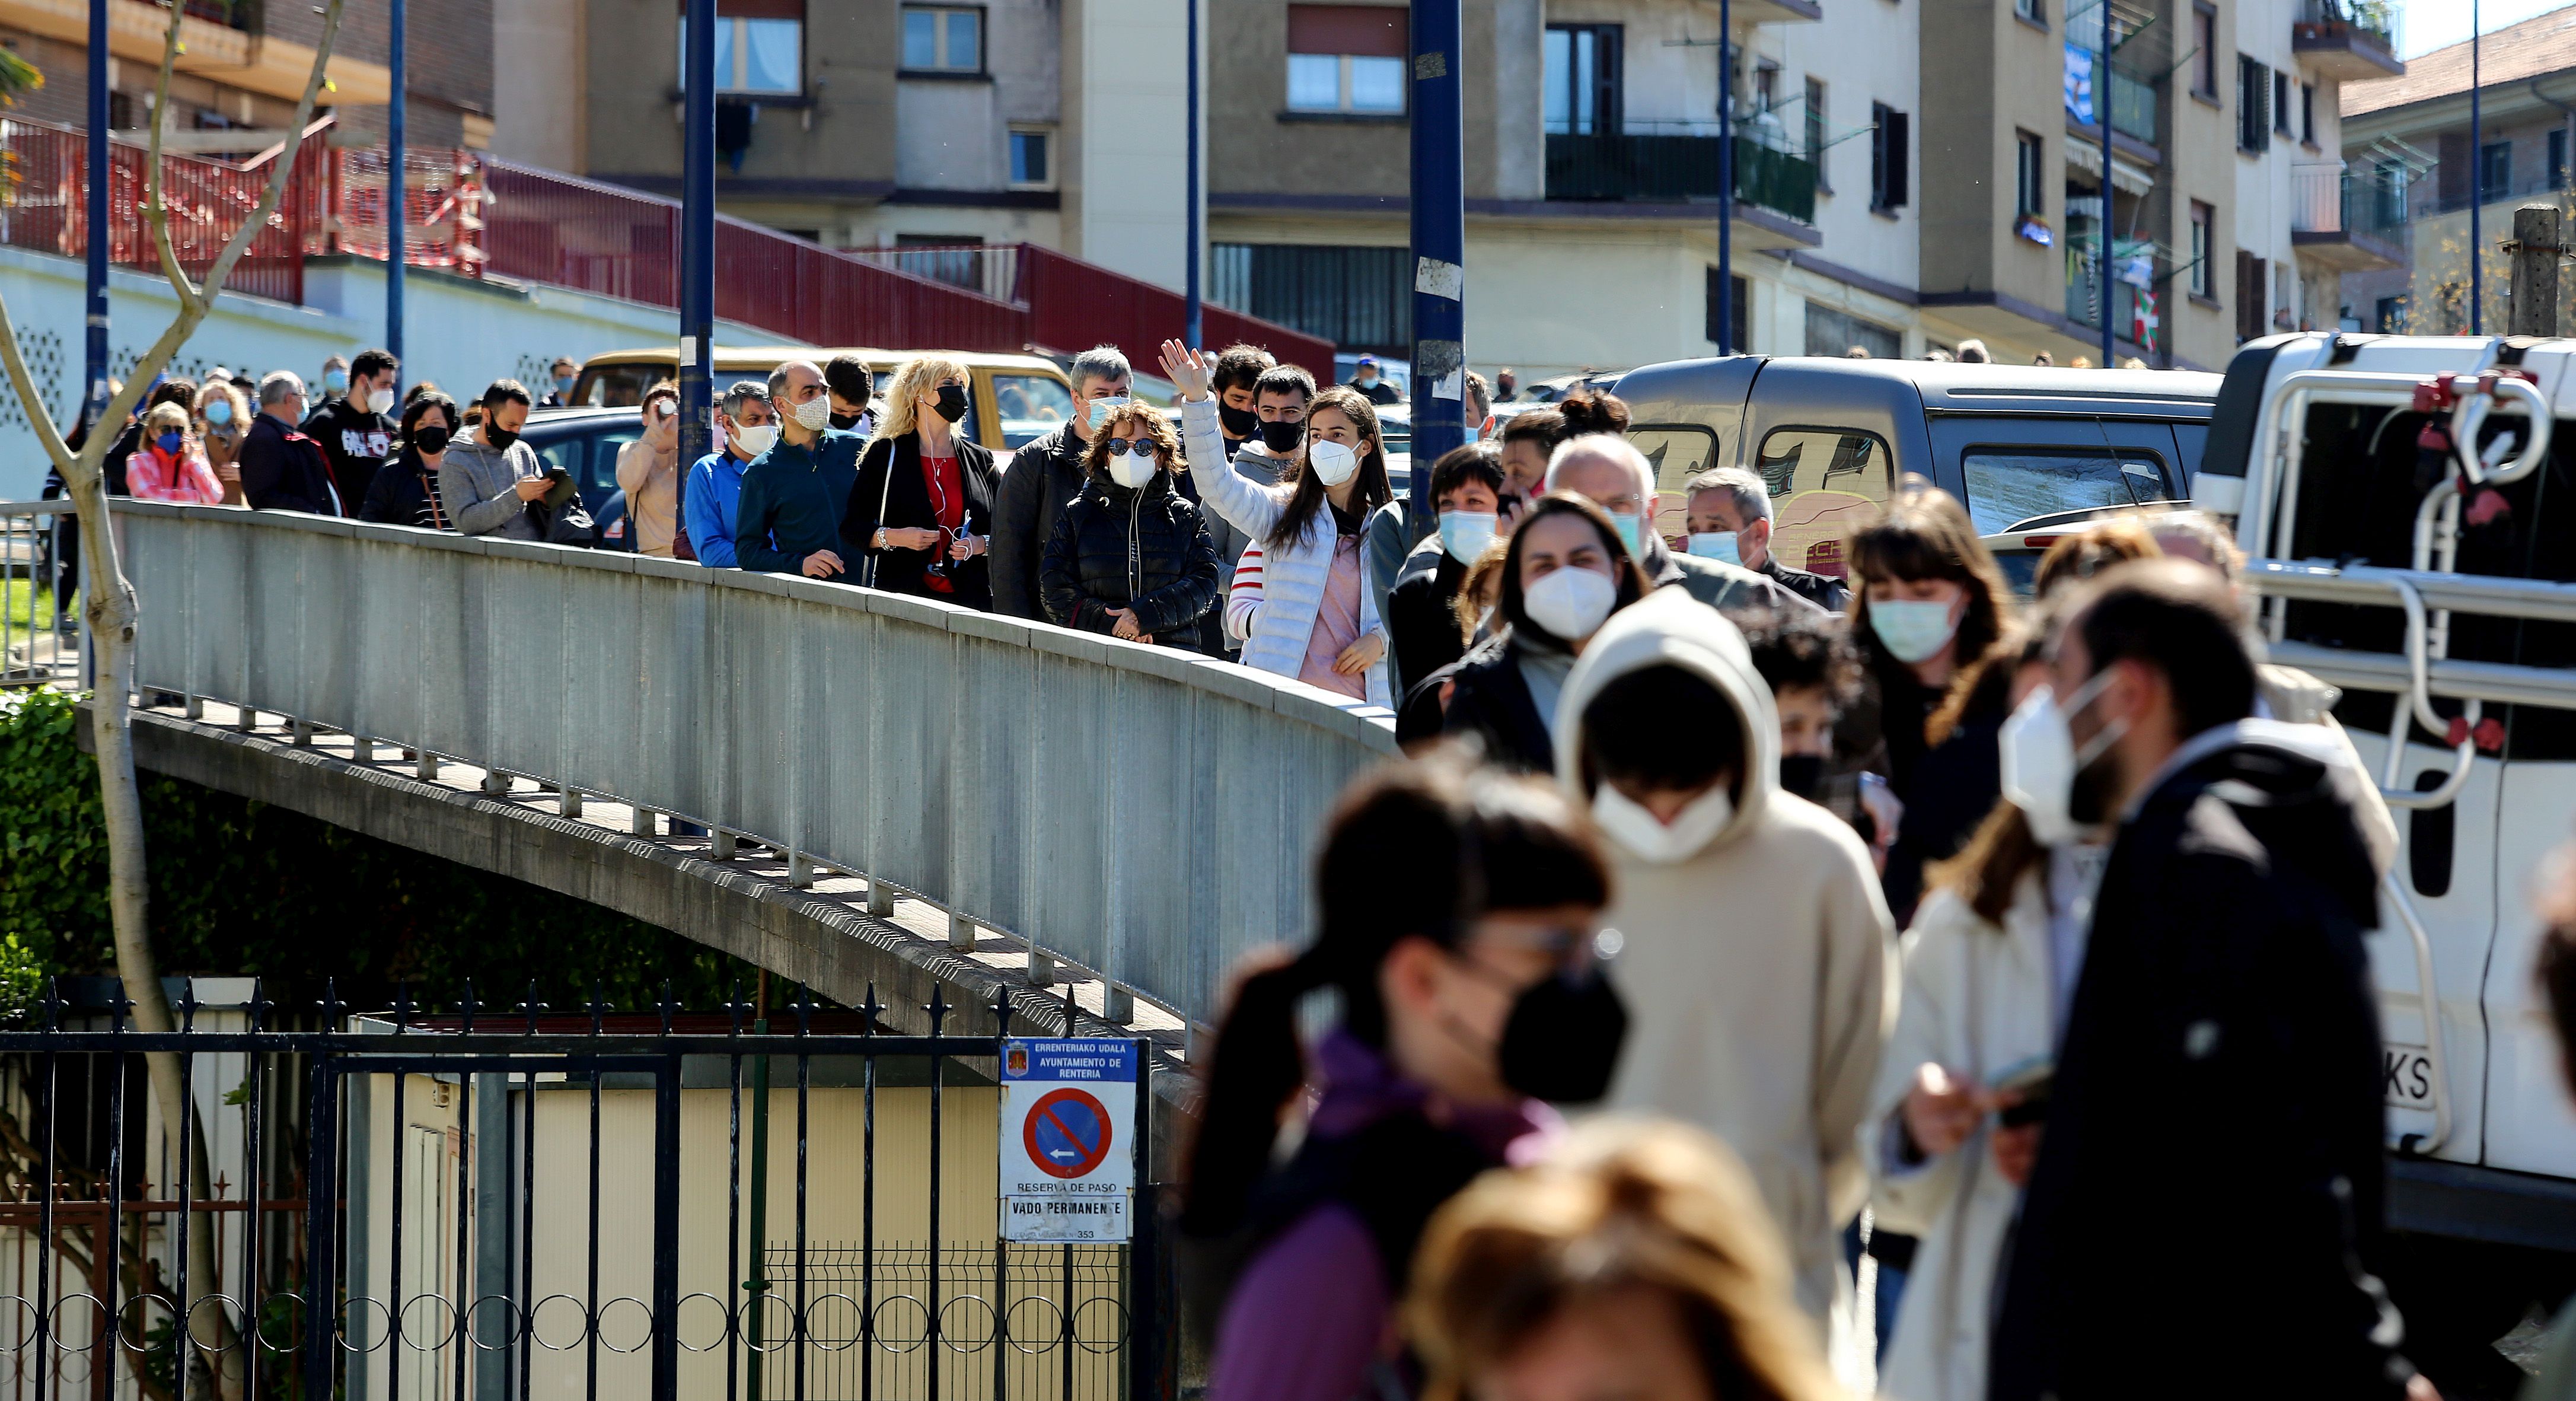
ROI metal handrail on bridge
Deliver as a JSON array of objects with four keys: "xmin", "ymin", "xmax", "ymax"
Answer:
[{"xmin": 100, "ymin": 500, "xmax": 1400, "ymax": 1034}]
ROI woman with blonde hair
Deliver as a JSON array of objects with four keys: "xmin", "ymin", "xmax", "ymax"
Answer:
[
  {"xmin": 127, "ymin": 400, "xmax": 225, "ymax": 504},
  {"xmin": 843, "ymin": 354, "xmax": 997, "ymax": 607},
  {"xmin": 193, "ymin": 378, "xmax": 251, "ymax": 505},
  {"xmin": 1408, "ymin": 1119, "xmax": 1842, "ymax": 1401}
]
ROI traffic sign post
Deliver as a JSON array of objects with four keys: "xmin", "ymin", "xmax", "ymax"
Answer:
[{"xmin": 999, "ymin": 1039, "xmax": 1139, "ymax": 1242}]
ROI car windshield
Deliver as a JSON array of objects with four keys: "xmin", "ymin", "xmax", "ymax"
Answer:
[
  {"xmin": 578, "ymin": 365, "xmax": 668, "ymax": 408},
  {"xmin": 990, "ymin": 374, "xmax": 1073, "ymax": 448}
]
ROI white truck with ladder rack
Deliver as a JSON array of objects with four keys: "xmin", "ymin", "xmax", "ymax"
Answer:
[{"xmin": 2197, "ymin": 332, "xmax": 2576, "ymax": 1352}]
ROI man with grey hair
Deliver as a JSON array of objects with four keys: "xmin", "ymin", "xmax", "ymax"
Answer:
[
  {"xmin": 1684, "ymin": 466, "xmax": 1847, "ymax": 610},
  {"xmin": 730, "ymin": 358, "xmax": 863, "ymax": 576},
  {"xmin": 683, "ymin": 380, "xmax": 776, "ymax": 568},
  {"xmin": 991, "ymin": 343, "xmax": 1132, "ymax": 619},
  {"xmin": 1544, "ymin": 434, "xmax": 1817, "ymax": 617},
  {"xmin": 238, "ymin": 370, "xmax": 340, "ymax": 514}
]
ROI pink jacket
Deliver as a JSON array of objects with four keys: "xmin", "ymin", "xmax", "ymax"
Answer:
[{"xmin": 127, "ymin": 444, "xmax": 225, "ymax": 505}]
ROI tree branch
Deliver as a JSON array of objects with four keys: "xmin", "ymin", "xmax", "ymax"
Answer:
[{"xmin": 144, "ymin": 0, "xmax": 195, "ymax": 301}]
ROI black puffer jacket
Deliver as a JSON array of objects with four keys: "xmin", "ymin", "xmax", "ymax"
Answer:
[{"xmin": 1040, "ymin": 469, "xmax": 1223, "ymax": 651}]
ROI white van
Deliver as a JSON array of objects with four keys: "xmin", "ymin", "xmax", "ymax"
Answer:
[{"xmin": 2195, "ymin": 332, "xmax": 2576, "ymax": 1352}]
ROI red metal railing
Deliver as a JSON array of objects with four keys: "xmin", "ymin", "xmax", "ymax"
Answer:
[
  {"xmin": 0, "ymin": 116, "xmax": 318, "ymax": 304},
  {"xmin": 3, "ymin": 118, "xmax": 1340, "ymax": 367}
]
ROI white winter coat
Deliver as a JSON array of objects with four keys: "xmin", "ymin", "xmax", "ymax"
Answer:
[
  {"xmin": 1178, "ymin": 397, "xmax": 1392, "ymax": 708},
  {"xmin": 1866, "ymin": 878, "xmax": 2055, "ymax": 1401},
  {"xmin": 1555, "ymin": 589, "xmax": 1898, "ymax": 1330}
]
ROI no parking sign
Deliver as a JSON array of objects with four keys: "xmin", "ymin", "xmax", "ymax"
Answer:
[{"xmin": 999, "ymin": 1039, "xmax": 1137, "ymax": 1242}]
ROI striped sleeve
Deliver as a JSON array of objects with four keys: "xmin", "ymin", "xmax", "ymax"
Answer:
[{"xmin": 1226, "ymin": 542, "xmax": 1265, "ymax": 644}]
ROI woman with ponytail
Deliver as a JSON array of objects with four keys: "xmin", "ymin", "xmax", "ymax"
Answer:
[{"xmin": 1186, "ymin": 747, "xmax": 1628, "ymax": 1401}]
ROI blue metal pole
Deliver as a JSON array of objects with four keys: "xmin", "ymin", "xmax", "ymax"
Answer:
[
  {"xmin": 2099, "ymin": 0, "xmax": 2113, "ymax": 365},
  {"xmin": 678, "ymin": 0, "xmax": 718, "ymax": 469},
  {"xmin": 1407, "ymin": 0, "xmax": 1464, "ymax": 536},
  {"xmin": 387, "ymin": 0, "xmax": 406, "ymax": 371},
  {"xmin": 1717, "ymin": 0, "xmax": 1733, "ymax": 355},
  {"xmin": 1184, "ymin": 0, "xmax": 1202, "ymax": 350},
  {"xmin": 83, "ymin": 0, "xmax": 108, "ymax": 426}
]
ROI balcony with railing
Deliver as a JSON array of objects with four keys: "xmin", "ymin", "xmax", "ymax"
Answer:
[
  {"xmin": 2065, "ymin": 47, "xmax": 2160, "ymax": 149},
  {"xmin": 2288, "ymin": 162, "xmax": 2406, "ymax": 271},
  {"xmin": 2064, "ymin": 246, "xmax": 2159, "ymax": 355},
  {"xmin": 2294, "ymin": 0, "xmax": 2403, "ymax": 81},
  {"xmin": 1544, "ymin": 128, "xmax": 1819, "ymax": 244}
]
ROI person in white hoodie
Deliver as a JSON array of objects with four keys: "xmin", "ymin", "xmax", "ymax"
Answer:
[
  {"xmin": 1163, "ymin": 340, "xmax": 1396, "ymax": 708},
  {"xmin": 1554, "ymin": 587, "xmax": 1898, "ymax": 1337}
]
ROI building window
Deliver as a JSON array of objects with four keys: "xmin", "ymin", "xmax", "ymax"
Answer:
[
  {"xmin": 1542, "ymin": 24, "xmax": 1621, "ymax": 133},
  {"xmin": 2016, "ymin": 0, "xmax": 2043, "ymax": 21},
  {"xmin": 2189, "ymin": 200, "xmax": 2214, "ymax": 298},
  {"xmin": 2553, "ymin": 129, "xmax": 2569, "ymax": 189},
  {"xmin": 1805, "ymin": 302, "xmax": 1902, "ymax": 359},
  {"xmin": 2236, "ymin": 57, "xmax": 2269, "ymax": 152},
  {"xmin": 2481, "ymin": 141, "xmax": 2512, "ymax": 200},
  {"xmin": 1805, "ymin": 77, "xmax": 1826, "ymax": 164},
  {"xmin": 1870, "ymin": 103, "xmax": 1909, "ymax": 211},
  {"xmin": 2016, "ymin": 131, "xmax": 2045, "ymax": 216},
  {"xmin": 1287, "ymin": 6, "xmax": 1407, "ymax": 116},
  {"xmin": 2273, "ymin": 71, "xmax": 2292, "ymax": 136},
  {"xmin": 1706, "ymin": 269, "xmax": 1750, "ymax": 351},
  {"xmin": 1009, "ymin": 127, "xmax": 1052, "ymax": 189},
  {"xmin": 676, "ymin": 14, "xmax": 804, "ymax": 95},
  {"xmin": 2300, "ymin": 82, "xmax": 2314, "ymax": 144},
  {"xmin": 2376, "ymin": 295, "xmax": 2405, "ymax": 333},
  {"xmin": 901, "ymin": 5, "xmax": 982, "ymax": 74},
  {"xmin": 1210, "ymin": 243, "xmax": 1410, "ymax": 351},
  {"xmin": 2192, "ymin": 4, "xmax": 2218, "ymax": 97}
]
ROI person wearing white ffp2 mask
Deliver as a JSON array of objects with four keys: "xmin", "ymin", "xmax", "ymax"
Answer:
[
  {"xmin": 1410, "ymin": 494, "xmax": 1644, "ymax": 773},
  {"xmin": 1554, "ymin": 585, "xmax": 1895, "ymax": 1340},
  {"xmin": 1037, "ymin": 406, "xmax": 1223, "ymax": 651}
]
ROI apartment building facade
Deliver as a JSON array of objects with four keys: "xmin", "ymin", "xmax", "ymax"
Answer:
[
  {"xmin": 2337, "ymin": 7, "xmax": 2576, "ymax": 338},
  {"xmin": 0, "ymin": 0, "xmax": 471, "ymax": 152}
]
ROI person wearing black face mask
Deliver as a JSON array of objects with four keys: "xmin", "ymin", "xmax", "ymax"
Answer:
[
  {"xmin": 843, "ymin": 355, "xmax": 998, "ymax": 607},
  {"xmin": 1185, "ymin": 747, "xmax": 1625, "ymax": 1401},
  {"xmin": 1210, "ymin": 342, "xmax": 1275, "ymax": 459},
  {"xmin": 1743, "ymin": 609, "xmax": 1868, "ymax": 808},
  {"xmin": 438, "ymin": 379, "xmax": 549, "ymax": 539},
  {"xmin": 361, "ymin": 391, "xmax": 461, "ymax": 530}
]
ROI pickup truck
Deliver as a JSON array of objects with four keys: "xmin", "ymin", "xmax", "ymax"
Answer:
[
  {"xmin": 1611, "ymin": 355, "xmax": 2218, "ymax": 568},
  {"xmin": 2194, "ymin": 332, "xmax": 2576, "ymax": 1362}
]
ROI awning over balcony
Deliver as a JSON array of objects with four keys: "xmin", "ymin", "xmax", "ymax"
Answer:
[{"xmin": 2065, "ymin": 141, "xmax": 2156, "ymax": 197}]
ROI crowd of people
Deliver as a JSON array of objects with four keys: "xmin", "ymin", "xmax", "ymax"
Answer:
[{"xmin": 44, "ymin": 336, "xmax": 2576, "ymax": 1400}]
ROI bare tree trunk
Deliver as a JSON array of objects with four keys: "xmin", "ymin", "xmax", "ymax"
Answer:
[{"xmin": 0, "ymin": 1, "xmax": 349, "ymax": 1395}]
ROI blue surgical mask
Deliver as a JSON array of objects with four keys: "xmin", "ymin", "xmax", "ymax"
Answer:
[
  {"xmin": 1607, "ymin": 511, "xmax": 1644, "ymax": 558},
  {"xmin": 202, "ymin": 397, "xmax": 234, "ymax": 426},
  {"xmin": 1439, "ymin": 511, "xmax": 1497, "ymax": 564},
  {"xmin": 324, "ymin": 369, "xmax": 348, "ymax": 394},
  {"xmin": 1870, "ymin": 597, "xmax": 1963, "ymax": 664},
  {"xmin": 1085, "ymin": 393, "xmax": 1130, "ymax": 431},
  {"xmin": 1688, "ymin": 531, "xmax": 1740, "ymax": 565},
  {"xmin": 554, "ymin": 375, "xmax": 577, "ymax": 396}
]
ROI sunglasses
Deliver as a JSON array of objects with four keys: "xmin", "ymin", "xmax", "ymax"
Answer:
[{"xmin": 1104, "ymin": 438, "xmax": 1159, "ymax": 457}]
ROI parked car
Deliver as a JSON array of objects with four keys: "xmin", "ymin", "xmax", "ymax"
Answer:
[
  {"xmin": 1610, "ymin": 355, "xmax": 2219, "ymax": 573},
  {"xmin": 2192, "ymin": 331, "xmax": 2576, "ymax": 1357},
  {"xmin": 521, "ymin": 405, "xmax": 646, "ymax": 549},
  {"xmin": 566, "ymin": 346, "xmax": 1075, "ymax": 463}
]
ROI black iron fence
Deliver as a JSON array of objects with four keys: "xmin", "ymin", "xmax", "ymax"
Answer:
[{"xmin": 0, "ymin": 981, "xmax": 1164, "ymax": 1401}]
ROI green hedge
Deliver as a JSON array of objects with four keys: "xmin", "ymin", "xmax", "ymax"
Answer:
[{"xmin": 0, "ymin": 689, "xmax": 757, "ymax": 1012}]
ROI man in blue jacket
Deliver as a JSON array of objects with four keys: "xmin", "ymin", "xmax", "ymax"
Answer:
[
  {"xmin": 684, "ymin": 381, "xmax": 774, "ymax": 567},
  {"xmin": 730, "ymin": 361, "xmax": 863, "ymax": 576}
]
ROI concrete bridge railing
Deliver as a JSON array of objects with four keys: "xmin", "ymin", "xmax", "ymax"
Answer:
[{"xmin": 107, "ymin": 501, "xmax": 1401, "ymax": 1032}]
